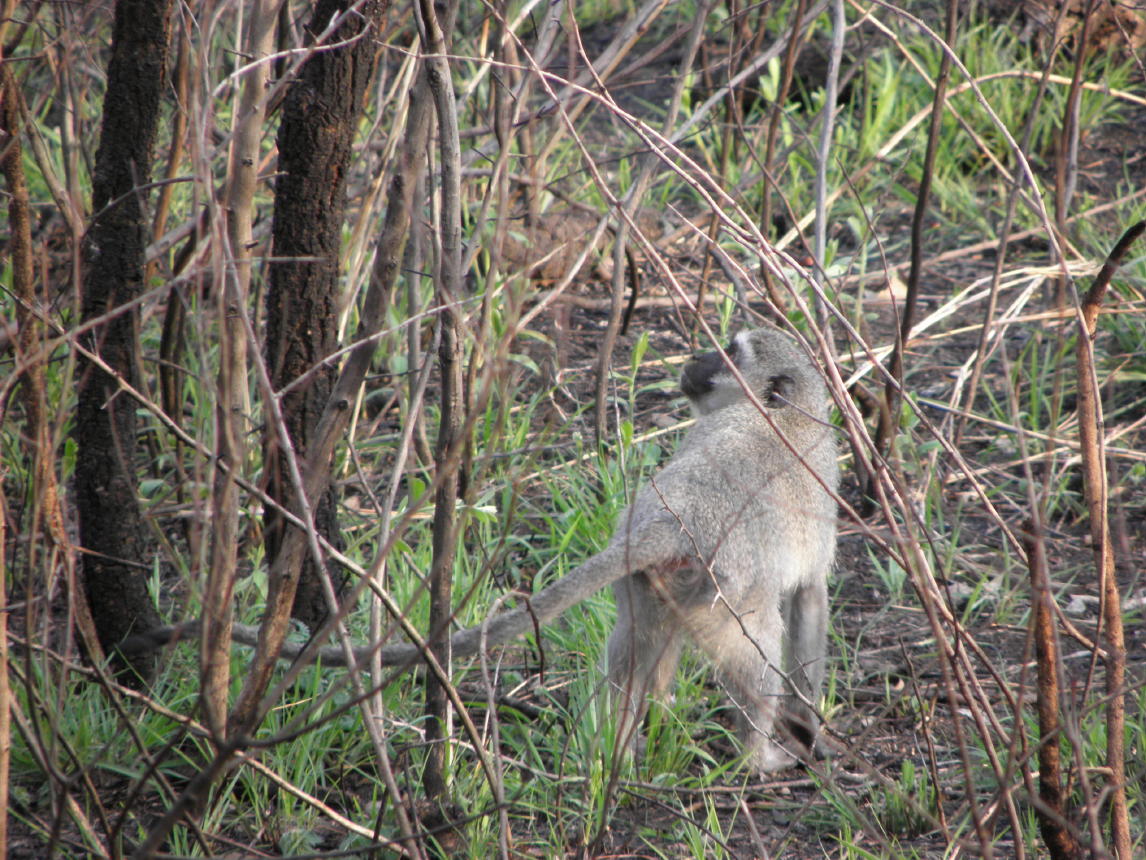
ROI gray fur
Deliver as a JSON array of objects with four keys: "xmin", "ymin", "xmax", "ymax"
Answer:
[{"xmin": 604, "ymin": 327, "xmax": 838, "ymax": 772}]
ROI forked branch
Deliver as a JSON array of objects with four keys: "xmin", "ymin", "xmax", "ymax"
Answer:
[{"xmin": 1073, "ymin": 220, "xmax": 1143, "ymax": 860}]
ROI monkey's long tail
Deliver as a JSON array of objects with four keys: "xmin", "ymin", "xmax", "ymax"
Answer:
[{"xmin": 117, "ymin": 529, "xmax": 669, "ymax": 672}]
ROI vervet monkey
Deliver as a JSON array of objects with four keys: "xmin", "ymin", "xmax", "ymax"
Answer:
[
  {"xmin": 123, "ymin": 327, "xmax": 838, "ymax": 772},
  {"xmin": 602, "ymin": 327, "xmax": 839, "ymax": 772}
]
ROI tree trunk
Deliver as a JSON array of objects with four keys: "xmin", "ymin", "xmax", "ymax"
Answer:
[
  {"xmin": 74, "ymin": 0, "xmax": 173, "ymax": 680},
  {"xmin": 264, "ymin": 0, "xmax": 386, "ymax": 629}
]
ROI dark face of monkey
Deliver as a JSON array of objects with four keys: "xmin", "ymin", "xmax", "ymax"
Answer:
[{"xmin": 681, "ymin": 330, "xmax": 806, "ymax": 416}]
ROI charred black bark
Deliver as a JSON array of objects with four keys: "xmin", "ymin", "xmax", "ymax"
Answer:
[
  {"xmin": 264, "ymin": 0, "xmax": 385, "ymax": 628},
  {"xmin": 75, "ymin": 0, "xmax": 174, "ymax": 680}
]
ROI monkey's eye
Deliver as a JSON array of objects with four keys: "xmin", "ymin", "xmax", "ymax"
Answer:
[{"xmin": 765, "ymin": 374, "xmax": 794, "ymax": 408}]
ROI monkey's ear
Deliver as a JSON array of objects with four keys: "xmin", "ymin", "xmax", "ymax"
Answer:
[{"xmin": 765, "ymin": 374, "xmax": 794, "ymax": 408}]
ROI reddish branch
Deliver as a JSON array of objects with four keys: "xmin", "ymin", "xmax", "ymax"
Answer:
[
  {"xmin": 0, "ymin": 58, "xmax": 28, "ymax": 860},
  {"xmin": 1022, "ymin": 520, "xmax": 1082, "ymax": 860},
  {"xmin": 1074, "ymin": 221, "xmax": 1142, "ymax": 860}
]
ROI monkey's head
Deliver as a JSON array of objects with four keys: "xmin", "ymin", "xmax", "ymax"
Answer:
[{"xmin": 680, "ymin": 328, "xmax": 828, "ymax": 418}]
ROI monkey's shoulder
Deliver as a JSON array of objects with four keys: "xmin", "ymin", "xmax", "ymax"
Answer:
[
  {"xmin": 626, "ymin": 403, "xmax": 836, "ymax": 525},
  {"xmin": 676, "ymin": 403, "xmax": 833, "ymax": 465}
]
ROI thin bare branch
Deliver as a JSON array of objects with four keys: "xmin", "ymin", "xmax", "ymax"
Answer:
[{"xmin": 1074, "ymin": 221, "xmax": 1143, "ymax": 860}]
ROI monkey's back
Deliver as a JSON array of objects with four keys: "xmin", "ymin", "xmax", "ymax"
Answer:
[{"xmin": 619, "ymin": 399, "xmax": 838, "ymax": 608}]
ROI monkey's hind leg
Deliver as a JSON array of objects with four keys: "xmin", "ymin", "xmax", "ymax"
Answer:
[
  {"xmin": 702, "ymin": 606, "xmax": 796, "ymax": 774},
  {"xmin": 607, "ymin": 575, "xmax": 683, "ymax": 760},
  {"xmin": 781, "ymin": 576, "xmax": 828, "ymax": 754}
]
